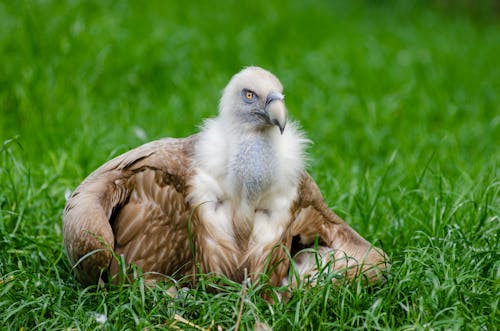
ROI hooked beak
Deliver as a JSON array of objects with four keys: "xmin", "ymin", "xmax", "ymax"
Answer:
[{"xmin": 265, "ymin": 91, "xmax": 287, "ymax": 134}]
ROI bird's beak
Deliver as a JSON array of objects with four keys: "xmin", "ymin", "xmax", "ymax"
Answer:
[{"xmin": 266, "ymin": 92, "xmax": 287, "ymax": 134}]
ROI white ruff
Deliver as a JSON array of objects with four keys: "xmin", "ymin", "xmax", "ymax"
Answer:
[{"xmin": 188, "ymin": 116, "xmax": 309, "ymax": 250}]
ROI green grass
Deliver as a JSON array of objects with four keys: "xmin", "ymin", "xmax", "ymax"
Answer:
[{"xmin": 1, "ymin": 0, "xmax": 499, "ymax": 329}]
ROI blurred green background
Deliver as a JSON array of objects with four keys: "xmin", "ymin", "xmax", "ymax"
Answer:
[{"xmin": 1, "ymin": 0, "xmax": 498, "ymax": 175}]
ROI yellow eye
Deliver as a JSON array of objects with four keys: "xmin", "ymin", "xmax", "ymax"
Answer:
[{"xmin": 242, "ymin": 89, "xmax": 257, "ymax": 103}]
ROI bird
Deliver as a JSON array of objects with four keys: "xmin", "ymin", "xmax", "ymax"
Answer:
[{"xmin": 62, "ymin": 66, "xmax": 388, "ymax": 289}]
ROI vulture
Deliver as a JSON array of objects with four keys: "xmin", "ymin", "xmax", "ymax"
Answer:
[{"xmin": 63, "ymin": 67, "xmax": 388, "ymax": 290}]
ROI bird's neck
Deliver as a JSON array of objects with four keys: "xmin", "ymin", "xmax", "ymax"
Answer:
[
  {"xmin": 193, "ymin": 116, "xmax": 307, "ymax": 203},
  {"xmin": 190, "ymin": 117, "xmax": 308, "ymax": 246},
  {"xmin": 228, "ymin": 130, "xmax": 276, "ymax": 203}
]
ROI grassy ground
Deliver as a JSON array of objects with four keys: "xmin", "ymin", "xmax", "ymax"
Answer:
[{"xmin": 1, "ymin": 0, "xmax": 499, "ymax": 329}]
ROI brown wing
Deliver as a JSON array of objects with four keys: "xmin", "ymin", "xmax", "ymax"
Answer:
[
  {"xmin": 285, "ymin": 173, "xmax": 389, "ymax": 286},
  {"xmin": 62, "ymin": 136, "xmax": 197, "ymax": 285}
]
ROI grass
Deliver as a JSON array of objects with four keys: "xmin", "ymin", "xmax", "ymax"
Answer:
[{"xmin": 1, "ymin": 0, "xmax": 499, "ymax": 329}]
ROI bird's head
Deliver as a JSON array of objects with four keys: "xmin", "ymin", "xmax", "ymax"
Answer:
[{"xmin": 219, "ymin": 66, "xmax": 287, "ymax": 134}]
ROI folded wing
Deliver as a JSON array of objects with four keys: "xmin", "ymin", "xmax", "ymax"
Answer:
[
  {"xmin": 286, "ymin": 173, "xmax": 388, "ymax": 286},
  {"xmin": 62, "ymin": 136, "xmax": 197, "ymax": 285}
]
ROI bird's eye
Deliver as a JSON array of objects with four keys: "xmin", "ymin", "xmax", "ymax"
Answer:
[{"xmin": 242, "ymin": 89, "xmax": 257, "ymax": 103}]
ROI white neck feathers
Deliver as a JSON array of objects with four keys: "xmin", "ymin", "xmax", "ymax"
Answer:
[{"xmin": 191, "ymin": 117, "xmax": 308, "ymax": 207}]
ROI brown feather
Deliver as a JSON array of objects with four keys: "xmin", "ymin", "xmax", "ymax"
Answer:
[
  {"xmin": 284, "ymin": 173, "xmax": 389, "ymax": 286},
  {"xmin": 63, "ymin": 67, "xmax": 388, "ymax": 289},
  {"xmin": 63, "ymin": 139, "xmax": 388, "ymax": 288},
  {"xmin": 63, "ymin": 137, "xmax": 197, "ymax": 285}
]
